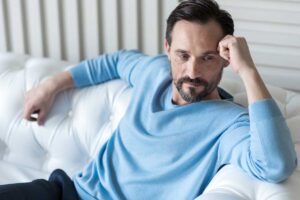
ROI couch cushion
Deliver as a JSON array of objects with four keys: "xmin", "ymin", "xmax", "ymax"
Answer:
[{"xmin": 0, "ymin": 161, "xmax": 48, "ymax": 184}]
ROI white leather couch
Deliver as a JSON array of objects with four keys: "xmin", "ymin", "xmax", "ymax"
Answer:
[{"xmin": 0, "ymin": 53, "xmax": 299, "ymax": 200}]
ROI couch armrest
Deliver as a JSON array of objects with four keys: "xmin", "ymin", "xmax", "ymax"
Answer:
[
  {"xmin": 196, "ymin": 164, "xmax": 298, "ymax": 200},
  {"xmin": 195, "ymin": 188, "xmax": 247, "ymax": 200}
]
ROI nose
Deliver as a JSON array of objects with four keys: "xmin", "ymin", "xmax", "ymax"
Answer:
[{"xmin": 186, "ymin": 59, "xmax": 201, "ymax": 79}]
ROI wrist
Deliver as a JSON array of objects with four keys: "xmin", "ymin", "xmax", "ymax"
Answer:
[
  {"xmin": 43, "ymin": 77, "xmax": 61, "ymax": 96},
  {"xmin": 238, "ymin": 64, "xmax": 258, "ymax": 81},
  {"xmin": 44, "ymin": 71, "xmax": 74, "ymax": 95},
  {"xmin": 238, "ymin": 65, "xmax": 272, "ymax": 104}
]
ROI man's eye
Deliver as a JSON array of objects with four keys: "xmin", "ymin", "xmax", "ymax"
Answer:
[
  {"xmin": 179, "ymin": 54, "xmax": 189, "ymax": 61},
  {"xmin": 202, "ymin": 55, "xmax": 214, "ymax": 61}
]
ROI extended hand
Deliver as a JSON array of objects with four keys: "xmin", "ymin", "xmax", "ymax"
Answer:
[
  {"xmin": 23, "ymin": 71, "xmax": 74, "ymax": 125},
  {"xmin": 23, "ymin": 80, "xmax": 57, "ymax": 126}
]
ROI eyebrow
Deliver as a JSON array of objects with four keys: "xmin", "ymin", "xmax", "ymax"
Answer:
[{"xmin": 175, "ymin": 49, "xmax": 219, "ymax": 56}]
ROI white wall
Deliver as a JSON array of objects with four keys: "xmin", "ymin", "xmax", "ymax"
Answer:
[
  {"xmin": 0, "ymin": 0, "xmax": 299, "ymax": 91},
  {"xmin": 218, "ymin": 0, "xmax": 300, "ymax": 92},
  {"xmin": 0, "ymin": 0, "xmax": 178, "ymax": 61}
]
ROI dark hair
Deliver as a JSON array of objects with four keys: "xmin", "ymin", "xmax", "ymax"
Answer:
[{"xmin": 166, "ymin": 0, "xmax": 234, "ymax": 45}]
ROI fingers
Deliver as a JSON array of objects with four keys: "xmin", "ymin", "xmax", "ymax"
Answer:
[
  {"xmin": 23, "ymin": 104, "xmax": 39, "ymax": 122},
  {"xmin": 23, "ymin": 81, "xmax": 56, "ymax": 126},
  {"xmin": 218, "ymin": 35, "xmax": 233, "ymax": 62},
  {"xmin": 218, "ymin": 44, "xmax": 230, "ymax": 68},
  {"xmin": 24, "ymin": 106, "xmax": 47, "ymax": 126},
  {"xmin": 218, "ymin": 45, "xmax": 230, "ymax": 62},
  {"xmin": 30, "ymin": 110, "xmax": 40, "ymax": 120},
  {"xmin": 23, "ymin": 96, "xmax": 45, "ymax": 125},
  {"xmin": 37, "ymin": 110, "xmax": 46, "ymax": 126}
]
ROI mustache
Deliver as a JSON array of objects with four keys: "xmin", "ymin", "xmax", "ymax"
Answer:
[{"xmin": 177, "ymin": 76, "xmax": 208, "ymax": 87}]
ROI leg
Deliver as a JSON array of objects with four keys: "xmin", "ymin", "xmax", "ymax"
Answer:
[
  {"xmin": 0, "ymin": 179, "xmax": 60, "ymax": 200},
  {"xmin": 49, "ymin": 169, "xmax": 80, "ymax": 200},
  {"xmin": 0, "ymin": 169, "xmax": 79, "ymax": 200}
]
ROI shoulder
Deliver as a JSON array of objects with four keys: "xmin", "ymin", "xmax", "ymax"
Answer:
[{"xmin": 136, "ymin": 53, "xmax": 171, "ymax": 82}]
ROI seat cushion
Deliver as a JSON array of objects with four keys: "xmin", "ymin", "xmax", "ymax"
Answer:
[{"xmin": 0, "ymin": 161, "xmax": 48, "ymax": 184}]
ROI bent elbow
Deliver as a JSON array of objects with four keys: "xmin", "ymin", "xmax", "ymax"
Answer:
[{"xmin": 264, "ymin": 158, "xmax": 297, "ymax": 183}]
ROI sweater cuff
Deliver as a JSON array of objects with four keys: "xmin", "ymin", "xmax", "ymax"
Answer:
[
  {"xmin": 68, "ymin": 63, "xmax": 89, "ymax": 88},
  {"xmin": 249, "ymin": 98, "xmax": 283, "ymax": 122}
]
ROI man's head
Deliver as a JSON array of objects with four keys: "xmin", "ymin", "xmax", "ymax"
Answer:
[{"xmin": 165, "ymin": 0, "xmax": 234, "ymax": 105}]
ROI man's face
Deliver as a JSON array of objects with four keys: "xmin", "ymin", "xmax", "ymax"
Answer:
[{"xmin": 165, "ymin": 20, "xmax": 227, "ymax": 105}]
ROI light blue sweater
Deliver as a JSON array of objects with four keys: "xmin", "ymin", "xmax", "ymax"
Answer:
[{"xmin": 69, "ymin": 50, "xmax": 297, "ymax": 200}]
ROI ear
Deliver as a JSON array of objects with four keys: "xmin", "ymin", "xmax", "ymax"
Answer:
[{"xmin": 164, "ymin": 39, "xmax": 171, "ymax": 59}]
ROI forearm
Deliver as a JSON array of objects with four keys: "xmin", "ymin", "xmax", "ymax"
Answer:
[
  {"xmin": 248, "ymin": 99, "xmax": 297, "ymax": 182},
  {"xmin": 239, "ymin": 66, "xmax": 271, "ymax": 104},
  {"xmin": 44, "ymin": 71, "xmax": 74, "ymax": 95},
  {"xmin": 240, "ymin": 68, "xmax": 296, "ymax": 181},
  {"xmin": 221, "ymin": 100, "xmax": 297, "ymax": 183}
]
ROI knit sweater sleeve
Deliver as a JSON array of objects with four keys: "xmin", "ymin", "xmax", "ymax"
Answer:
[
  {"xmin": 219, "ymin": 98, "xmax": 297, "ymax": 183},
  {"xmin": 68, "ymin": 49, "xmax": 146, "ymax": 88}
]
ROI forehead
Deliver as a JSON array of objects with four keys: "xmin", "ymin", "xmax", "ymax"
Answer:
[{"xmin": 171, "ymin": 20, "xmax": 224, "ymax": 53}]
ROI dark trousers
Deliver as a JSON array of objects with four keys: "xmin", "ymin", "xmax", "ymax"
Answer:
[{"xmin": 0, "ymin": 169, "xmax": 80, "ymax": 200}]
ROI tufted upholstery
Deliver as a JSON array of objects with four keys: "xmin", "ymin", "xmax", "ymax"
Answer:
[{"xmin": 0, "ymin": 53, "xmax": 299, "ymax": 199}]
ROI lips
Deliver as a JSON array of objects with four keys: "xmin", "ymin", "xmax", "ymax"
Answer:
[
  {"xmin": 176, "ymin": 76, "xmax": 208, "ymax": 90},
  {"xmin": 184, "ymin": 82, "xmax": 204, "ymax": 88}
]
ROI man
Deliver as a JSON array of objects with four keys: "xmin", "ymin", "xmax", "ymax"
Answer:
[{"xmin": 0, "ymin": 0, "xmax": 297, "ymax": 199}]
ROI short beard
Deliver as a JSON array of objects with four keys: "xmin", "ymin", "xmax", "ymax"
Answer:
[{"xmin": 172, "ymin": 71, "xmax": 223, "ymax": 103}]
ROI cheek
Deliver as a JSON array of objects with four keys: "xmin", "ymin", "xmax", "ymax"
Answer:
[
  {"xmin": 208, "ymin": 68, "xmax": 223, "ymax": 83},
  {"xmin": 170, "ymin": 60, "xmax": 185, "ymax": 81}
]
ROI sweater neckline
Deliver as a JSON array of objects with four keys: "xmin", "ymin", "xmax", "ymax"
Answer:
[{"xmin": 164, "ymin": 84, "xmax": 233, "ymax": 110}]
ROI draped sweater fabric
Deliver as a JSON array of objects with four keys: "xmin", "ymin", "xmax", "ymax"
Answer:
[{"xmin": 69, "ymin": 50, "xmax": 297, "ymax": 200}]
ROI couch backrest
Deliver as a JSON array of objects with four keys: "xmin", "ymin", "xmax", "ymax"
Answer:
[{"xmin": 0, "ymin": 53, "xmax": 132, "ymax": 176}]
